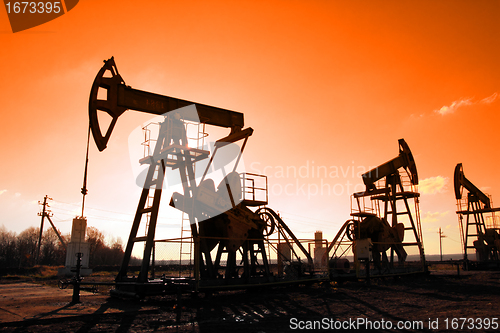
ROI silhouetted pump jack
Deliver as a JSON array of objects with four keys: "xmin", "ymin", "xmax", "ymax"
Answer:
[
  {"xmin": 454, "ymin": 163, "xmax": 500, "ymax": 268},
  {"xmin": 89, "ymin": 58, "xmax": 314, "ymax": 298}
]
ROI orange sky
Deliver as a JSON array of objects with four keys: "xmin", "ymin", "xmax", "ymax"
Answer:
[{"xmin": 1, "ymin": 0, "xmax": 499, "ymax": 256}]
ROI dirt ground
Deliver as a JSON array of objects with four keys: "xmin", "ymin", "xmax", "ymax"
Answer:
[{"xmin": 0, "ymin": 267, "xmax": 499, "ymax": 332}]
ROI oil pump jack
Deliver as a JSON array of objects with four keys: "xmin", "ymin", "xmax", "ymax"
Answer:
[
  {"xmin": 88, "ymin": 58, "xmax": 317, "ymax": 297},
  {"xmin": 327, "ymin": 139, "xmax": 426, "ymax": 279},
  {"xmin": 454, "ymin": 163, "xmax": 500, "ymax": 269}
]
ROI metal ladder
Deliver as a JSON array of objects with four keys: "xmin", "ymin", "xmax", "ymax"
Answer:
[
  {"xmin": 117, "ymin": 115, "xmax": 199, "ymax": 283},
  {"xmin": 178, "ymin": 122, "xmax": 207, "ymax": 276}
]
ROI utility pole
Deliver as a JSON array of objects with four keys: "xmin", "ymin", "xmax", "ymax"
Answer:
[
  {"xmin": 438, "ymin": 227, "xmax": 447, "ymax": 261},
  {"xmin": 37, "ymin": 195, "xmax": 52, "ymax": 264},
  {"xmin": 37, "ymin": 196, "xmax": 66, "ymax": 265}
]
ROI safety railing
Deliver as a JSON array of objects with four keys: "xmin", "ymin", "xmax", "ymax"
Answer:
[{"xmin": 241, "ymin": 173, "xmax": 268, "ymax": 205}]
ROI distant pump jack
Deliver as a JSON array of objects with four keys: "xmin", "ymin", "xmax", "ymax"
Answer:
[{"xmin": 454, "ymin": 163, "xmax": 500, "ymax": 269}]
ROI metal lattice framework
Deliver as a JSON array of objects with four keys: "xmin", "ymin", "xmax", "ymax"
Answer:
[
  {"xmin": 327, "ymin": 139, "xmax": 426, "ymax": 279},
  {"xmin": 454, "ymin": 163, "xmax": 500, "ymax": 268}
]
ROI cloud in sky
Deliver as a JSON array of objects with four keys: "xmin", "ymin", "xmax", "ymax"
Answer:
[
  {"xmin": 420, "ymin": 176, "xmax": 447, "ymax": 195},
  {"xmin": 480, "ymin": 92, "xmax": 498, "ymax": 104},
  {"xmin": 435, "ymin": 98, "xmax": 472, "ymax": 115},
  {"xmin": 435, "ymin": 92, "xmax": 498, "ymax": 115},
  {"xmin": 0, "ymin": 190, "xmax": 6, "ymax": 195},
  {"xmin": 422, "ymin": 211, "xmax": 449, "ymax": 224}
]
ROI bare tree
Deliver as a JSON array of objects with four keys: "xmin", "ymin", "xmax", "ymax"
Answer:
[
  {"xmin": 86, "ymin": 226, "xmax": 106, "ymax": 266},
  {"xmin": 0, "ymin": 225, "xmax": 18, "ymax": 267},
  {"xmin": 0, "ymin": 225, "xmax": 124, "ymax": 269},
  {"xmin": 17, "ymin": 227, "xmax": 39, "ymax": 268},
  {"xmin": 40, "ymin": 228, "xmax": 66, "ymax": 265}
]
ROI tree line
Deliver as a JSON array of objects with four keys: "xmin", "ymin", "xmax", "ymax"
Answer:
[{"xmin": 0, "ymin": 225, "xmax": 124, "ymax": 268}]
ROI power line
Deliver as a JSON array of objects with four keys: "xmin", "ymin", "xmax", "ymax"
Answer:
[
  {"xmin": 52, "ymin": 200, "xmax": 135, "ymax": 217},
  {"xmin": 279, "ymin": 211, "xmax": 333, "ymax": 224},
  {"xmin": 50, "ymin": 207, "xmax": 179, "ymax": 224},
  {"xmin": 51, "ymin": 216, "xmax": 73, "ymax": 222}
]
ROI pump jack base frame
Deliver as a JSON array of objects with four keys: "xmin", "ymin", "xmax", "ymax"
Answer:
[
  {"xmin": 462, "ymin": 260, "xmax": 500, "ymax": 271},
  {"xmin": 329, "ymin": 263, "xmax": 429, "ymax": 283},
  {"xmin": 110, "ymin": 275, "xmax": 328, "ymax": 299}
]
